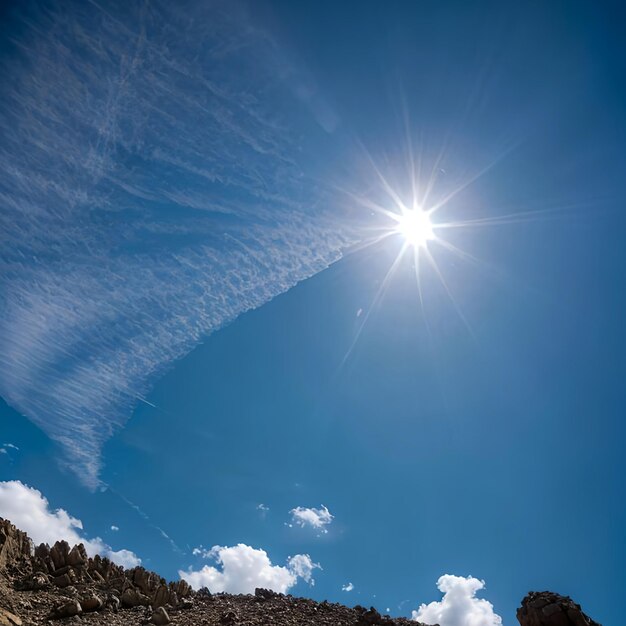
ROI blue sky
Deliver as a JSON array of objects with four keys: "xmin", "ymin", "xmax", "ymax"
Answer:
[{"xmin": 1, "ymin": 1, "xmax": 625, "ymax": 624}]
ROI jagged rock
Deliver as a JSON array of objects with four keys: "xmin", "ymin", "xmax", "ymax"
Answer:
[
  {"xmin": 0, "ymin": 519, "xmax": 31, "ymax": 571},
  {"xmin": 356, "ymin": 605, "xmax": 396, "ymax": 625},
  {"xmin": 67, "ymin": 544, "xmax": 87, "ymax": 568},
  {"xmin": 16, "ymin": 571, "xmax": 49, "ymax": 591},
  {"xmin": 49, "ymin": 541, "xmax": 70, "ymax": 571},
  {"xmin": 80, "ymin": 594, "xmax": 104, "ymax": 612},
  {"xmin": 220, "ymin": 610, "xmax": 239, "ymax": 625},
  {"xmin": 177, "ymin": 598, "xmax": 194, "ymax": 610},
  {"xmin": 255, "ymin": 587, "xmax": 279, "ymax": 602},
  {"xmin": 48, "ymin": 599, "xmax": 82, "ymax": 620},
  {"xmin": 517, "ymin": 592, "xmax": 601, "ymax": 626},
  {"xmin": 149, "ymin": 606, "xmax": 171, "ymax": 625},
  {"xmin": 0, "ymin": 608, "xmax": 22, "ymax": 626},
  {"xmin": 52, "ymin": 573, "xmax": 71, "ymax": 588},
  {"xmin": 121, "ymin": 587, "xmax": 151, "ymax": 607},
  {"xmin": 153, "ymin": 584, "xmax": 170, "ymax": 608}
]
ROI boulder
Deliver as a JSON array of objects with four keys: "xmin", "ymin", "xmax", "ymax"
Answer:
[
  {"xmin": 121, "ymin": 587, "xmax": 151, "ymax": 607},
  {"xmin": 80, "ymin": 594, "xmax": 104, "ymax": 612},
  {"xmin": 48, "ymin": 599, "xmax": 82, "ymax": 620},
  {"xmin": 153, "ymin": 584, "xmax": 170, "ymax": 608},
  {"xmin": 517, "ymin": 592, "xmax": 601, "ymax": 626},
  {"xmin": 149, "ymin": 607, "xmax": 171, "ymax": 625}
]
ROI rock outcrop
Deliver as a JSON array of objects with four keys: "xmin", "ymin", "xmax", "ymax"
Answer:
[
  {"xmin": 517, "ymin": 591, "xmax": 601, "ymax": 626},
  {"xmin": 0, "ymin": 517, "xmax": 604, "ymax": 626},
  {"xmin": 0, "ymin": 521, "xmax": 31, "ymax": 571}
]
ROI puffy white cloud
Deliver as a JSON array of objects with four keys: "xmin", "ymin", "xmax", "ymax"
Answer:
[
  {"xmin": 110, "ymin": 525, "xmax": 119, "ymax": 531},
  {"xmin": 342, "ymin": 582, "xmax": 354, "ymax": 592},
  {"xmin": 0, "ymin": 481, "xmax": 140, "ymax": 568},
  {"xmin": 179, "ymin": 544, "xmax": 319, "ymax": 594},
  {"xmin": 412, "ymin": 575, "xmax": 502, "ymax": 626},
  {"xmin": 286, "ymin": 554, "xmax": 320, "ymax": 585},
  {"xmin": 288, "ymin": 505, "xmax": 333, "ymax": 534}
]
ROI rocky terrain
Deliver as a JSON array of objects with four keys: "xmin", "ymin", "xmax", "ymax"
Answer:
[{"xmin": 0, "ymin": 518, "xmax": 601, "ymax": 626}]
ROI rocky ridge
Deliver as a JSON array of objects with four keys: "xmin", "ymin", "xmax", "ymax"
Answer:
[{"xmin": 0, "ymin": 518, "xmax": 601, "ymax": 626}]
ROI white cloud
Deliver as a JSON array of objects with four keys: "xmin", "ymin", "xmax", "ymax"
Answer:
[
  {"xmin": 342, "ymin": 582, "xmax": 354, "ymax": 592},
  {"xmin": 412, "ymin": 575, "xmax": 502, "ymax": 626},
  {"xmin": 257, "ymin": 503, "xmax": 269, "ymax": 518},
  {"xmin": 0, "ymin": 481, "xmax": 140, "ymax": 568},
  {"xmin": 286, "ymin": 554, "xmax": 320, "ymax": 585},
  {"xmin": 110, "ymin": 525, "xmax": 119, "ymax": 531},
  {"xmin": 0, "ymin": 0, "xmax": 353, "ymax": 489},
  {"xmin": 289, "ymin": 505, "xmax": 333, "ymax": 534},
  {"xmin": 179, "ymin": 544, "xmax": 319, "ymax": 594},
  {"xmin": 3, "ymin": 443, "xmax": 19, "ymax": 450}
]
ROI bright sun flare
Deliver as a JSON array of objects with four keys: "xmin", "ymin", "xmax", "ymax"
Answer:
[{"xmin": 394, "ymin": 207, "xmax": 435, "ymax": 248}]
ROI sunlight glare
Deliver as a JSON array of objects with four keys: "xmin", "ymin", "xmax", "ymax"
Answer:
[{"xmin": 394, "ymin": 207, "xmax": 435, "ymax": 248}]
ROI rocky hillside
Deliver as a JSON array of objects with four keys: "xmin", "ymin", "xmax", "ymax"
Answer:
[{"xmin": 0, "ymin": 518, "xmax": 600, "ymax": 626}]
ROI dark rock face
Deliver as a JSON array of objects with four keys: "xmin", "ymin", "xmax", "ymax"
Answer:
[
  {"xmin": 0, "ymin": 520, "xmax": 31, "ymax": 571},
  {"xmin": 517, "ymin": 591, "xmax": 601, "ymax": 626}
]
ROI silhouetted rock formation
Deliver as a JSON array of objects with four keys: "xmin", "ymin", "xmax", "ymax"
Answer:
[{"xmin": 517, "ymin": 591, "xmax": 601, "ymax": 626}]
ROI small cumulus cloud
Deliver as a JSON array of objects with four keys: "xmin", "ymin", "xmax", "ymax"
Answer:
[
  {"xmin": 288, "ymin": 505, "xmax": 333, "ymax": 534},
  {"xmin": 110, "ymin": 525, "xmax": 119, "ymax": 531},
  {"xmin": 0, "ymin": 481, "xmax": 140, "ymax": 568},
  {"xmin": 342, "ymin": 582, "xmax": 354, "ymax": 592},
  {"xmin": 257, "ymin": 503, "xmax": 269, "ymax": 518},
  {"xmin": 412, "ymin": 575, "xmax": 502, "ymax": 626},
  {"xmin": 180, "ymin": 544, "xmax": 319, "ymax": 594}
]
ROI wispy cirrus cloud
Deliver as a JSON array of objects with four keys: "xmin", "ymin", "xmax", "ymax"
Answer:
[{"xmin": 0, "ymin": 0, "xmax": 352, "ymax": 487}]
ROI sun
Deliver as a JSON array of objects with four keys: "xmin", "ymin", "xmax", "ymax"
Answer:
[{"xmin": 393, "ymin": 206, "xmax": 435, "ymax": 248}]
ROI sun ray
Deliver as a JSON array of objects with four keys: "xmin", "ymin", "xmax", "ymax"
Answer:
[
  {"xmin": 422, "ymin": 246, "xmax": 476, "ymax": 338},
  {"xmin": 341, "ymin": 241, "xmax": 409, "ymax": 365}
]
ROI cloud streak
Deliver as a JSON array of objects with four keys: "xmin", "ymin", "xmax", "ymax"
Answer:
[{"xmin": 0, "ymin": 0, "xmax": 352, "ymax": 487}]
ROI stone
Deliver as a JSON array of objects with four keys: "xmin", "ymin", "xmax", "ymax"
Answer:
[
  {"xmin": 152, "ymin": 584, "xmax": 170, "ymax": 608},
  {"xmin": 220, "ymin": 610, "xmax": 239, "ymax": 625},
  {"xmin": 67, "ymin": 544, "xmax": 87, "ymax": 568},
  {"xmin": 254, "ymin": 588, "xmax": 279, "ymax": 602},
  {"xmin": 0, "ymin": 608, "xmax": 22, "ymax": 626},
  {"xmin": 49, "ymin": 541, "xmax": 70, "ymax": 571},
  {"xmin": 149, "ymin": 607, "xmax": 171, "ymax": 625},
  {"xmin": 0, "ymin": 519, "xmax": 31, "ymax": 571},
  {"xmin": 517, "ymin": 591, "xmax": 601, "ymax": 626},
  {"xmin": 52, "ymin": 573, "xmax": 71, "ymax": 588},
  {"xmin": 121, "ymin": 587, "xmax": 151, "ymax": 608},
  {"xmin": 79, "ymin": 594, "xmax": 103, "ymax": 612},
  {"xmin": 48, "ymin": 600, "xmax": 82, "ymax": 620}
]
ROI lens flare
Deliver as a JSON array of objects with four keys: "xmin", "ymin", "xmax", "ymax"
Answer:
[{"xmin": 393, "ymin": 207, "xmax": 435, "ymax": 248}]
